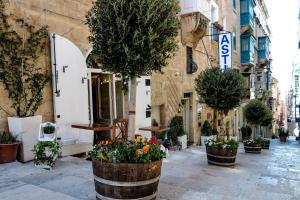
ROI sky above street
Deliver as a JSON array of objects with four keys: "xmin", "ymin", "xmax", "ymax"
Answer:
[{"xmin": 265, "ymin": 0, "xmax": 299, "ymax": 96}]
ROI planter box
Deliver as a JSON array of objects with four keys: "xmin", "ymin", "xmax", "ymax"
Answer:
[
  {"xmin": 206, "ymin": 146, "xmax": 237, "ymax": 167},
  {"xmin": 178, "ymin": 135, "xmax": 187, "ymax": 150},
  {"xmin": 92, "ymin": 160, "xmax": 162, "ymax": 200},
  {"xmin": 279, "ymin": 136, "xmax": 287, "ymax": 143},
  {"xmin": 8, "ymin": 115, "xmax": 42, "ymax": 162},
  {"xmin": 0, "ymin": 143, "xmax": 20, "ymax": 164},
  {"xmin": 244, "ymin": 144, "xmax": 262, "ymax": 153}
]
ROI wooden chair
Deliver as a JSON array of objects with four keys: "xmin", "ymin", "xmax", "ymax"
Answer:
[{"xmin": 112, "ymin": 118, "xmax": 128, "ymax": 140}]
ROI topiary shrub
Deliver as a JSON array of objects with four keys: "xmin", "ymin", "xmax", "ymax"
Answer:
[{"xmin": 201, "ymin": 120, "xmax": 212, "ymax": 136}]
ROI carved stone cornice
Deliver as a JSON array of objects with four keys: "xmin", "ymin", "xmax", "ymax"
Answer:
[{"xmin": 180, "ymin": 12, "xmax": 209, "ymax": 46}]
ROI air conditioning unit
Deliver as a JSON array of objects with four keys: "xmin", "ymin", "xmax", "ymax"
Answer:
[{"xmin": 180, "ymin": 0, "xmax": 211, "ymax": 18}]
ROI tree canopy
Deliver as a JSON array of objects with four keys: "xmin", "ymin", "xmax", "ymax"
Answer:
[
  {"xmin": 86, "ymin": 0, "xmax": 180, "ymax": 83},
  {"xmin": 244, "ymin": 99, "xmax": 273, "ymax": 126},
  {"xmin": 195, "ymin": 67, "xmax": 245, "ymax": 114}
]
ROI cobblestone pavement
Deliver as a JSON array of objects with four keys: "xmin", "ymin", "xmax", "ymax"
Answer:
[{"xmin": 0, "ymin": 138, "xmax": 299, "ymax": 200}]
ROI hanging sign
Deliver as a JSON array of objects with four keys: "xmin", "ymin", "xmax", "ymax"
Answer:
[{"xmin": 219, "ymin": 33, "xmax": 232, "ymax": 70}]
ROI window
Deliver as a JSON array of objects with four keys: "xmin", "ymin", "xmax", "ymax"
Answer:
[
  {"xmin": 211, "ymin": 24, "xmax": 219, "ymax": 41},
  {"xmin": 233, "ymin": 0, "xmax": 236, "ymax": 10},
  {"xmin": 241, "ymin": 38, "xmax": 248, "ymax": 51},
  {"xmin": 233, "ymin": 31, "xmax": 237, "ymax": 51},
  {"xmin": 145, "ymin": 79, "xmax": 151, "ymax": 86},
  {"xmin": 241, "ymin": 0, "xmax": 247, "ymax": 13}
]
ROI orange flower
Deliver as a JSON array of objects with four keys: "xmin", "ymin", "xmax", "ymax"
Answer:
[
  {"xmin": 142, "ymin": 145, "xmax": 150, "ymax": 154},
  {"xmin": 136, "ymin": 149, "xmax": 142, "ymax": 156}
]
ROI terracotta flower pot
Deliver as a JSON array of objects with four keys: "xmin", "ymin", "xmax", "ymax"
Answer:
[
  {"xmin": 0, "ymin": 143, "xmax": 20, "ymax": 164},
  {"xmin": 280, "ymin": 136, "xmax": 287, "ymax": 143}
]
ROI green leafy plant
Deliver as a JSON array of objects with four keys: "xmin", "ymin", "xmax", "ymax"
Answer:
[
  {"xmin": 205, "ymin": 139, "xmax": 239, "ymax": 150},
  {"xmin": 212, "ymin": 128, "xmax": 218, "ymax": 136},
  {"xmin": 244, "ymin": 100, "xmax": 273, "ymax": 127},
  {"xmin": 241, "ymin": 126, "xmax": 252, "ymax": 139},
  {"xmin": 167, "ymin": 116, "xmax": 185, "ymax": 145},
  {"xmin": 201, "ymin": 120, "xmax": 213, "ymax": 136},
  {"xmin": 43, "ymin": 123, "xmax": 55, "ymax": 134},
  {"xmin": 278, "ymin": 128, "xmax": 289, "ymax": 137},
  {"xmin": 195, "ymin": 67, "xmax": 245, "ymax": 137},
  {"xmin": 0, "ymin": 1, "xmax": 49, "ymax": 117},
  {"xmin": 86, "ymin": 0, "xmax": 180, "ymax": 136},
  {"xmin": 0, "ymin": 132, "xmax": 18, "ymax": 144},
  {"xmin": 33, "ymin": 141, "xmax": 59, "ymax": 167},
  {"xmin": 89, "ymin": 136, "xmax": 166, "ymax": 163}
]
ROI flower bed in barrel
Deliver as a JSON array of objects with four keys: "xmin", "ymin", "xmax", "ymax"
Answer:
[
  {"xmin": 243, "ymin": 138, "xmax": 262, "ymax": 153},
  {"xmin": 205, "ymin": 139, "xmax": 239, "ymax": 167},
  {"xmin": 89, "ymin": 136, "xmax": 166, "ymax": 200},
  {"xmin": 261, "ymin": 138, "xmax": 270, "ymax": 149}
]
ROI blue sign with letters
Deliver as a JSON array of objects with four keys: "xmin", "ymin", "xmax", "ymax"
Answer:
[{"xmin": 219, "ymin": 33, "xmax": 232, "ymax": 70}]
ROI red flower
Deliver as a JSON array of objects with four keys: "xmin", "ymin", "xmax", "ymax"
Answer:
[{"xmin": 149, "ymin": 136, "xmax": 157, "ymax": 144}]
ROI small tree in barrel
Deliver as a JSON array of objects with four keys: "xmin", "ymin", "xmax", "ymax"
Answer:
[
  {"xmin": 195, "ymin": 67, "xmax": 245, "ymax": 138},
  {"xmin": 244, "ymin": 99, "xmax": 273, "ymax": 137},
  {"xmin": 87, "ymin": 0, "xmax": 180, "ymax": 137}
]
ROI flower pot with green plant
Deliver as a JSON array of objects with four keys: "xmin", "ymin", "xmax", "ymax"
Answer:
[
  {"xmin": 42, "ymin": 123, "xmax": 56, "ymax": 140},
  {"xmin": 261, "ymin": 138, "xmax": 271, "ymax": 149},
  {"xmin": 0, "ymin": 132, "xmax": 20, "ymax": 164},
  {"xmin": 0, "ymin": 2, "xmax": 49, "ymax": 162},
  {"xmin": 201, "ymin": 120, "xmax": 213, "ymax": 145},
  {"xmin": 89, "ymin": 136, "xmax": 166, "ymax": 199},
  {"xmin": 279, "ymin": 128, "xmax": 289, "ymax": 142},
  {"xmin": 33, "ymin": 141, "xmax": 59, "ymax": 169},
  {"xmin": 195, "ymin": 67, "xmax": 245, "ymax": 167},
  {"xmin": 243, "ymin": 138, "xmax": 263, "ymax": 153}
]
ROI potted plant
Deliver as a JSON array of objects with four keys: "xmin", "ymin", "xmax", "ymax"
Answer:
[
  {"xmin": 167, "ymin": 116, "xmax": 187, "ymax": 150},
  {"xmin": 205, "ymin": 139, "xmax": 239, "ymax": 167},
  {"xmin": 241, "ymin": 126, "xmax": 252, "ymax": 140},
  {"xmin": 195, "ymin": 67, "xmax": 245, "ymax": 167},
  {"xmin": 89, "ymin": 136, "xmax": 166, "ymax": 199},
  {"xmin": 33, "ymin": 141, "xmax": 59, "ymax": 169},
  {"xmin": 0, "ymin": 132, "xmax": 20, "ymax": 164},
  {"xmin": 243, "ymin": 138, "xmax": 263, "ymax": 153},
  {"xmin": 261, "ymin": 138, "xmax": 271, "ymax": 149},
  {"xmin": 279, "ymin": 128, "xmax": 289, "ymax": 143},
  {"xmin": 201, "ymin": 120, "xmax": 213, "ymax": 145},
  {"xmin": 42, "ymin": 123, "xmax": 56, "ymax": 139},
  {"xmin": 0, "ymin": 3, "xmax": 49, "ymax": 162}
]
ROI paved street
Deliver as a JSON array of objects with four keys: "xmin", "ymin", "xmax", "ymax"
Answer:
[{"xmin": 0, "ymin": 139, "xmax": 299, "ymax": 200}]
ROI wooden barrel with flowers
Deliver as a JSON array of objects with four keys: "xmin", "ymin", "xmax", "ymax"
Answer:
[
  {"xmin": 244, "ymin": 144, "xmax": 262, "ymax": 153},
  {"xmin": 261, "ymin": 139, "xmax": 270, "ymax": 149},
  {"xmin": 205, "ymin": 139, "xmax": 238, "ymax": 167},
  {"xmin": 90, "ymin": 136, "xmax": 165, "ymax": 200}
]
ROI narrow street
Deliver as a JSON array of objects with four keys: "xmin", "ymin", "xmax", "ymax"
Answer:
[{"xmin": 0, "ymin": 139, "xmax": 299, "ymax": 200}]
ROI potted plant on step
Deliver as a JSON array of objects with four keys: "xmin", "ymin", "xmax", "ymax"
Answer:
[
  {"xmin": 279, "ymin": 128, "xmax": 289, "ymax": 143},
  {"xmin": 89, "ymin": 137, "xmax": 166, "ymax": 199},
  {"xmin": 243, "ymin": 138, "xmax": 263, "ymax": 153},
  {"xmin": 201, "ymin": 120, "xmax": 213, "ymax": 145},
  {"xmin": 0, "ymin": 2, "xmax": 49, "ymax": 162},
  {"xmin": 0, "ymin": 132, "xmax": 20, "ymax": 164},
  {"xmin": 42, "ymin": 123, "xmax": 56, "ymax": 139},
  {"xmin": 195, "ymin": 67, "xmax": 245, "ymax": 167}
]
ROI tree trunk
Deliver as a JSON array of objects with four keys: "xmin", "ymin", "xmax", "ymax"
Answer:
[
  {"xmin": 219, "ymin": 111, "xmax": 225, "ymax": 139},
  {"xmin": 128, "ymin": 77, "xmax": 137, "ymax": 139},
  {"xmin": 213, "ymin": 109, "xmax": 218, "ymax": 130}
]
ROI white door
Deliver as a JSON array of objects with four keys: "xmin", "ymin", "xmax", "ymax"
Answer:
[
  {"xmin": 183, "ymin": 99, "xmax": 190, "ymax": 136},
  {"xmin": 50, "ymin": 34, "xmax": 92, "ymax": 142}
]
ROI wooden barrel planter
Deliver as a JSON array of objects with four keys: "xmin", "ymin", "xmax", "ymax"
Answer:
[
  {"xmin": 206, "ymin": 146, "xmax": 237, "ymax": 167},
  {"xmin": 244, "ymin": 144, "xmax": 262, "ymax": 153},
  {"xmin": 0, "ymin": 143, "xmax": 20, "ymax": 164},
  {"xmin": 92, "ymin": 160, "xmax": 162, "ymax": 200}
]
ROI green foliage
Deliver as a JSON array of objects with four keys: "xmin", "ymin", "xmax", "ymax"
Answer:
[
  {"xmin": 33, "ymin": 141, "xmax": 59, "ymax": 167},
  {"xmin": 0, "ymin": 132, "xmax": 18, "ymax": 144},
  {"xmin": 241, "ymin": 125, "xmax": 252, "ymax": 139},
  {"xmin": 0, "ymin": 1, "xmax": 49, "ymax": 117},
  {"xmin": 278, "ymin": 128, "xmax": 289, "ymax": 137},
  {"xmin": 86, "ymin": 0, "xmax": 180, "ymax": 84},
  {"xmin": 205, "ymin": 139, "xmax": 239, "ymax": 150},
  {"xmin": 43, "ymin": 123, "xmax": 55, "ymax": 134},
  {"xmin": 212, "ymin": 128, "xmax": 218, "ymax": 135},
  {"xmin": 89, "ymin": 137, "xmax": 166, "ymax": 163},
  {"xmin": 195, "ymin": 67, "xmax": 245, "ymax": 114},
  {"xmin": 167, "ymin": 116, "xmax": 185, "ymax": 144},
  {"xmin": 244, "ymin": 100, "xmax": 273, "ymax": 126},
  {"xmin": 201, "ymin": 120, "xmax": 213, "ymax": 136}
]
